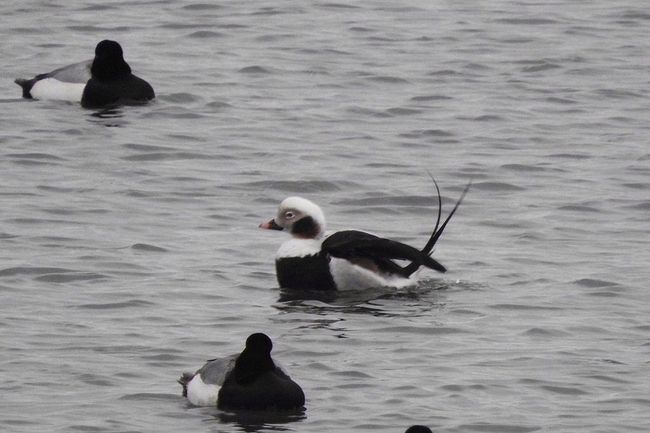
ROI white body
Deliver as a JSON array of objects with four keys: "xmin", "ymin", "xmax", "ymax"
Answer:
[
  {"xmin": 186, "ymin": 374, "xmax": 219, "ymax": 406},
  {"xmin": 184, "ymin": 355, "xmax": 235, "ymax": 407},
  {"xmin": 330, "ymin": 257, "xmax": 417, "ymax": 290},
  {"xmin": 30, "ymin": 78, "xmax": 85, "ymax": 102}
]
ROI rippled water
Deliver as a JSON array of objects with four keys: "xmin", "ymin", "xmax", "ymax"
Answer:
[{"xmin": 1, "ymin": 1, "xmax": 649, "ymax": 432}]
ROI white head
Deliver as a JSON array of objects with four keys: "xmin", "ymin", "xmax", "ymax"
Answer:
[{"xmin": 260, "ymin": 196, "xmax": 326, "ymax": 239}]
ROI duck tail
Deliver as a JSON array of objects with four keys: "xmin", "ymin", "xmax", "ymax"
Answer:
[
  {"xmin": 402, "ymin": 176, "xmax": 471, "ymax": 276},
  {"xmin": 15, "ymin": 78, "xmax": 36, "ymax": 99},
  {"xmin": 178, "ymin": 372, "xmax": 195, "ymax": 397}
]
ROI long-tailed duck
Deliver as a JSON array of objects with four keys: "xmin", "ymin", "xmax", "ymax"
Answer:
[
  {"xmin": 15, "ymin": 40, "xmax": 154, "ymax": 108},
  {"xmin": 178, "ymin": 333, "xmax": 305, "ymax": 410},
  {"xmin": 260, "ymin": 179, "xmax": 470, "ymax": 291}
]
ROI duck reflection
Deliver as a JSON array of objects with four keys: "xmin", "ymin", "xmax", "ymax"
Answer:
[
  {"xmin": 275, "ymin": 278, "xmax": 453, "ymax": 319},
  {"xmin": 89, "ymin": 107, "xmax": 127, "ymax": 127},
  {"xmin": 215, "ymin": 408, "xmax": 306, "ymax": 432}
]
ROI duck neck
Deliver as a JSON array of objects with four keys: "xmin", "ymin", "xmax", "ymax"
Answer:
[{"xmin": 234, "ymin": 349, "xmax": 275, "ymax": 384}]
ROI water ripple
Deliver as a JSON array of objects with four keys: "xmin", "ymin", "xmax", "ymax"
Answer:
[
  {"xmin": 573, "ymin": 278, "xmax": 619, "ymax": 288},
  {"xmin": 239, "ymin": 65, "xmax": 272, "ymax": 74},
  {"xmin": 76, "ymin": 300, "xmax": 156, "ymax": 309},
  {"xmin": 35, "ymin": 272, "xmax": 109, "ymax": 283},
  {"xmin": 460, "ymin": 423, "xmax": 541, "ymax": 433},
  {"xmin": 472, "ymin": 182, "xmax": 525, "ymax": 192},
  {"xmin": 0, "ymin": 266, "xmax": 72, "ymax": 277},
  {"xmin": 131, "ymin": 243, "xmax": 168, "ymax": 252}
]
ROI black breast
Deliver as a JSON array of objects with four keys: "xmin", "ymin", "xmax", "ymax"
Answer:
[
  {"xmin": 275, "ymin": 254, "xmax": 336, "ymax": 290},
  {"xmin": 217, "ymin": 368, "xmax": 305, "ymax": 411},
  {"xmin": 81, "ymin": 74, "xmax": 154, "ymax": 108}
]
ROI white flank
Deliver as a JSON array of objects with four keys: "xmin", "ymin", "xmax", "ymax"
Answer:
[
  {"xmin": 186, "ymin": 374, "xmax": 220, "ymax": 406},
  {"xmin": 30, "ymin": 78, "xmax": 85, "ymax": 102},
  {"xmin": 330, "ymin": 257, "xmax": 418, "ymax": 291}
]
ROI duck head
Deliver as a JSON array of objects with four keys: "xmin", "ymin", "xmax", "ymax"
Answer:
[{"xmin": 260, "ymin": 196, "xmax": 326, "ymax": 239}]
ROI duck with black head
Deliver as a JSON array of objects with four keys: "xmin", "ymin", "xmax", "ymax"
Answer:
[
  {"xmin": 179, "ymin": 333, "xmax": 305, "ymax": 411},
  {"xmin": 405, "ymin": 426, "xmax": 433, "ymax": 433},
  {"xmin": 15, "ymin": 39, "xmax": 154, "ymax": 108}
]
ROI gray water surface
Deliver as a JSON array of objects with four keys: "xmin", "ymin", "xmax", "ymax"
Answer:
[{"xmin": 1, "ymin": 1, "xmax": 649, "ymax": 432}]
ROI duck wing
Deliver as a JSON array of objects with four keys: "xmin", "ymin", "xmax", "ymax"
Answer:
[
  {"xmin": 322, "ymin": 230, "xmax": 446, "ymax": 275},
  {"xmin": 196, "ymin": 354, "xmax": 238, "ymax": 385}
]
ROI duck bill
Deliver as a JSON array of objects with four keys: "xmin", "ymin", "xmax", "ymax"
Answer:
[{"xmin": 259, "ymin": 219, "xmax": 283, "ymax": 231}]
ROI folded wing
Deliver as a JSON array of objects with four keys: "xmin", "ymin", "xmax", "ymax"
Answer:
[{"xmin": 322, "ymin": 230, "xmax": 446, "ymax": 276}]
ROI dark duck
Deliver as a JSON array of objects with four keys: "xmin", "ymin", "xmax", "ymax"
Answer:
[
  {"xmin": 179, "ymin": 333, "xmax": 305, "ymax": 410},
  {"xmin": 15, "ymin": 39, "xmax": 154, "ymax": 108}
]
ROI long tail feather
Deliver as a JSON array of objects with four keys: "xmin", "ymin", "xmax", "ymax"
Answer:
[
  {"xmin": 402, "ymin": 178, "xmax": 471, "ymax": 276},
  {"xmin": 422, "ymin": 179, "xmax": 472, "ymax": 256},
  {"xmin": 428, "ymin": 172, "xmax": 443, "ymax": 243}
]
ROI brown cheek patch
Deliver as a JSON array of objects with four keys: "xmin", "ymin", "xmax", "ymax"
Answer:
[{"xmin": 291, "ymin": 216, "xmax": 320, "ymax": 239}]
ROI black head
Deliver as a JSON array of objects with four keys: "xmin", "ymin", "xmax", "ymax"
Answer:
[
  {"xmin": 405, "ymin": 426, "xmax": 433, "ymax": 433},
  {"xmin": 91, "ymin": 40, "xmax": 131, "ymax": 81},
  {"xmin": 95, "ymin": 40, "xmax": 123, "ymax": 58},
  {"xmin": 218, "ymin": 333, "xmax": 305, "ymax": 411},
  {"xmin": 234, "ymin": 333, "xmax": 275, "ymax": 384},
  {"xmin": 245, "ymin": 332, "xmax": 273, "ymax": 353}
]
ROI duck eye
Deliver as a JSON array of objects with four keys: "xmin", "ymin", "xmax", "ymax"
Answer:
[{"xmin": 285, "ymin": 211, "xmax": 295, "ymax": 219}]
